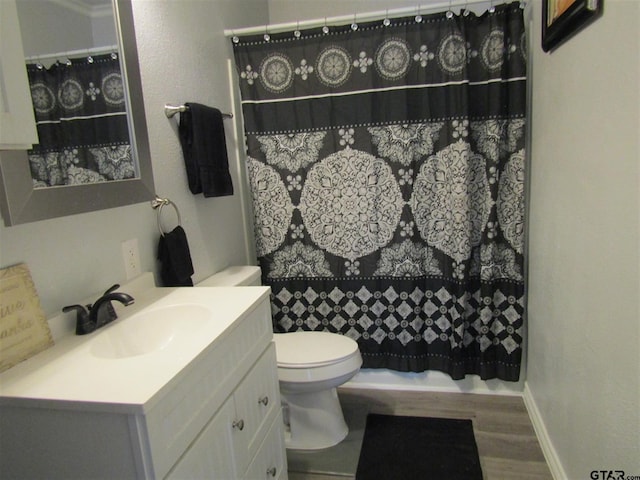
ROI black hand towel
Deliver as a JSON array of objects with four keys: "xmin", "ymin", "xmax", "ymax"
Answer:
[
  {"xmin": 157, "ymin": 226, "xmax": 194, "ymax": 287},
  {"xmin": 178, "ymin": 103, "xmax": 234, "ymax": 197}
]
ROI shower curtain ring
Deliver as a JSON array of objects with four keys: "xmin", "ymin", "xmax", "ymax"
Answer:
[
  {"xmin": 232, "ymin": 30, "xmax": 240, "ymax": 44},
  {"xmin": 351, "ymin": 13, "xmax": 358, "ymax": 31},
  {"xmin": 322, "ymin": 17, "xmax": 329, "ymax": 34},
  {"xmin": 488, "ymin": 0, "xmax": 496, "ymax": 13},
  {"xmin": 415, "ymin": 5, "xmax": 423, "ymax": 23},
  {"xmin": 383, "ymin": 10, "xmax": 391, "ymax": 26},
  {"xmin": 446, "ymin": 0, "xmax": 454, "ymax": 19},
  {"xmin": 264, "ymin": 26, "xmax": 271, "ymax": 42},
  {"xmin": 294, "ymin": 21, "xmax": 301, "ymax": 38}
]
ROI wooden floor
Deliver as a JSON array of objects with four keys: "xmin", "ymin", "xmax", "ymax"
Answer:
[{"xmin": 289, "ymin": 388, "xmax": 552, "ymax": 480}]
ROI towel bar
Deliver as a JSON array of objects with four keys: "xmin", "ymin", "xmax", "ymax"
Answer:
[
  {"xmin": 151, "ymin": 196, "xmax": 181, "ymax": 236},
  {"xmin": 164, "ymin": 104, "xmax": 233, "ymax": 119}
]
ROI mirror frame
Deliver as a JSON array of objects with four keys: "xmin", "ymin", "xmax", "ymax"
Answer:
[{"xmin": 0, "ymin": 0, "xmax": 154, "ymax": 226}]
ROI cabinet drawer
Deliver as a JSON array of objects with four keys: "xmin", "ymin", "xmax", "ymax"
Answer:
[
  {"xmin": 244, "ymin": 411, "xmax": 288, "ymax": 480},
  {"xmin": 234, "ymin": 342, "xmax": 280, "ymax": 468}
]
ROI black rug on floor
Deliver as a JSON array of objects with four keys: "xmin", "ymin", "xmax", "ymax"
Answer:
[{"xmin": 355, "ymin": 414, "xmax": 483, "ymax": 480}]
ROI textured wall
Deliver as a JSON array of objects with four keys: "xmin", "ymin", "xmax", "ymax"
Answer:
[
  {"xmin": 268, "ymin": 0, "xmax": 490, "ymax": 24},
  {"xmin": 16, "ymin": 1, "xmax": 94, "ymax": 56},
  {"xmin": 527, "ymin": 0, "xmax": 640, "ymax": 477}
]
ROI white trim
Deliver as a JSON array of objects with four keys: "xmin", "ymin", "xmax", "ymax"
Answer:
[
  {"xmin": 25, "ymin": 44, "xmax": 119, "ymax": 63},
  {"xmin": 227, "ymin": 58, "xmax": 256, "ymax": 266},
  {"xmin": 240, "ymin": 77, "xmax": 528, "ymax": 106},
  {"xmin": 523, "ymin": 382, "xmax": 568, "ymax": 480},
  {"xmin": 35, "ymin": 112, "xmax": 127, "ymax": 125},
  {"xmin": 342, "ymin": 369, "xmax": 524, "ymax": 396}
]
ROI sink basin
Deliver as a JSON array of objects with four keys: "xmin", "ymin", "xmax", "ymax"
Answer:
[{"xmin": 90, "ymin": 304, "xmax": 211, "ymax": 359}]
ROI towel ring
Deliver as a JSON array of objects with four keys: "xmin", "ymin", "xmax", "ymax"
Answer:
[{"xmin": 151, "ymin": 196, "xmax": 182, "ymax": 236}]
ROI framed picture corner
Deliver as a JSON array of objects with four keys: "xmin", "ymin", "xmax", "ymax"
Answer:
[{"xmin": 541, "ymin": 0, "xmax": 604, "ymax": 52}]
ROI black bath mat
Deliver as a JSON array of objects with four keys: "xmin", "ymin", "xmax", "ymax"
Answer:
[{"xmin": 355, "ymin": 414, "xmax": 483, "ymax": 480}]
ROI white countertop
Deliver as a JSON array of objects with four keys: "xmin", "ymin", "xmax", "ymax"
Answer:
[{"xmin": 0, "ymin": 285, "xmax": 270, "ymax": 414}]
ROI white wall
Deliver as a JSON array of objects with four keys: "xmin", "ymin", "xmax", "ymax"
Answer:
[
  {"xmin": 16, "ymin": 1, "xmax": 94, "ymax": 57},
  {"xmin": 129, "ymin": 0, "xmax": 265, "ymax": 281},
  {"xmin": 16, "ymin": 1, "xmax": 116, "ymax": 62},
  {"xmin": 268, "ymin": 0, "xmax": 490, "ymax": 24},
  {"xmin": 91, "ymin": 10, "xmax": 117, "ymax": 47},
  {"xmin": 526, "ymin": 0, "xmax": 640, "ymax": 477},
  {"xmin": 0, "ymin": 0, "xmax": 268, "ymax": 317}
]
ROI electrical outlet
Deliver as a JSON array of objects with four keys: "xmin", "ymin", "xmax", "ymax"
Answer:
[{"xmin": 121, "ymin": 238, "xmax": 141, "ymax": 280}]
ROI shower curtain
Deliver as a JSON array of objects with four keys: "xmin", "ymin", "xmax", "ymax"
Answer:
[
  {"xmin": 26, "ymin": 53, "xmax": 134, "ymax": 187},
  {"xmin": 233, "ymin": 2, "xmax": 526, "ymax": 381}
]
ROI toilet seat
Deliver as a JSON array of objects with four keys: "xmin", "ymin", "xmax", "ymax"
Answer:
[
  {"xmin": 273, "ymin": 331, "xmax": 359, "ymax": 368},
  {"xmin": 273, "ymin": 332, "xmax": 362, "ymax": 391}
]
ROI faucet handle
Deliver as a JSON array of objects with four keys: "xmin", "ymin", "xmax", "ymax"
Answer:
[
  {"xmin": 62, "ymin": 304, "xmax": 88, "ymax": 315},
  {"xmin": 102, "ymin": 284, "xmax": 121, "ymax": 296}
]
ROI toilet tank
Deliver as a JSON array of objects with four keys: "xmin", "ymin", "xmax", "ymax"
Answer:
[{"xmin": 197, "ymin": 266, "xmax": 262, "ymax": 287}]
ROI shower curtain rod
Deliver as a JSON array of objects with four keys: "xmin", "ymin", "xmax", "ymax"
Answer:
[
  {"xmin": 25, "ymin": 44, "xmax": 119, "ymax": 63},
  {"xmin": 224, "ymin": 0, "xmax": 523, "ymax": 37}
]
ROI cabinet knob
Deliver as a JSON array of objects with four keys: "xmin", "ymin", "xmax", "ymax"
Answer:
[
  {"xmin": 266, "ymin": 466, "xmax": 277, "ymax": 477},
  {"xmin": 232, "ymin": 419, "xmax": 245, "ymax": 431},
  {"xmin": 258, "ymin": 396, "xmax": 269, "ymax": 406}
]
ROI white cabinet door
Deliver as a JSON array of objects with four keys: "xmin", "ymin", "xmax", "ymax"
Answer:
[
  {"xmin": 166, "ymin": 398, "xmax": 237, "ymax": 480},
  {"xmin": 234, "ymin": 343, "xmax": 280, "ymax": 463},
  {"xmin": 0, "ymin": 0, "xmax": 38, "ymax": 148},
  {"xmin": 244, "ymin": 413, "xmax": 288, "ymax": 480},
  {"xmin": 167, "ymin": 343, "xmax": 284, "ymax": 480}
]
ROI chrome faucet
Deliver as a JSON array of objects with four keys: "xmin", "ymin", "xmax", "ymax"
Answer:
[{"xmin": 63, "ymin": 284, "xmax": 135, "ymax": 335}]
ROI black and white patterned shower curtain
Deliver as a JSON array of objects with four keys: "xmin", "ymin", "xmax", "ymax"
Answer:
[
  {"xmin": 27, "ymin": 53, "xmax": 134, "ymax": 187},
  {"xmin": 233, "ymin": 2, "xmax": 526, "ymax": 381}
]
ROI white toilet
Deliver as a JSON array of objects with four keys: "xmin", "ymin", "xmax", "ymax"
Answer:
[{"xmin": 197, "ymin": 266, "xmax": 362, "ymax": 450}]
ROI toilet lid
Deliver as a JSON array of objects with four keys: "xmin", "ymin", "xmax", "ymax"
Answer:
[{"xmin": 273, "ymin": 331, "xmax": 359, "ymax": 368}]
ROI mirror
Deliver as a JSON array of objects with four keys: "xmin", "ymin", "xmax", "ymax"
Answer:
[{"xmin": 0, "ymin": 0, "xmax": 154, "ymax": 226}]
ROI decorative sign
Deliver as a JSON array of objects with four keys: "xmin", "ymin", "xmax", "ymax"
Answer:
[{"xmin": 0, "ymin": 263, "xmax": 53, "ymax": 373}]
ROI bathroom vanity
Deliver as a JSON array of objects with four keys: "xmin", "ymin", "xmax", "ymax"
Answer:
[{"xmin": 0, "ymin": 284, "xmax": 287, "ymax": 479}]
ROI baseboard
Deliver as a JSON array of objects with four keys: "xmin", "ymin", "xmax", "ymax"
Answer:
[
  {"xmin": 342, "ymin": 369, "xmax": 524, "ymax": 396},
  {"xmin": 523, "ymin": 382, "xmax": 567, "ymax": 480}
]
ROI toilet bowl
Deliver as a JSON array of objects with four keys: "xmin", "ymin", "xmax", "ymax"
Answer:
[
  {"xmin": 197, "ymin": 266, "xmax": 362, "ymax": 450},
  {"xmin": 274, "ymin": 331, "xmax": 361, "ymax": 450}
]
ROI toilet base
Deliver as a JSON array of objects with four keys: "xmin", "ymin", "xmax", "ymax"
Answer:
[{"xmin": 281, "ymin": 387, "xmax": 348, "ymax": 450}]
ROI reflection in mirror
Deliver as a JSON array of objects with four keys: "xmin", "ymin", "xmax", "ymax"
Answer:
[
  {"xmin": 0, "ymin": 0, "xmax": 154, "ymax": 226},
  {"xmin": 18, "ymin": 0, "xmax": 134, "ymax": 188}
]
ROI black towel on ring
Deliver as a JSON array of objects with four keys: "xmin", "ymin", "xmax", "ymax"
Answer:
[
  {"xmin": 157, "ymin": 226, "xmax": 194, "ymax": 287},
  {"xmin": 178, "ymin": 103, "xmax": 234, "ymax": 197}
]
